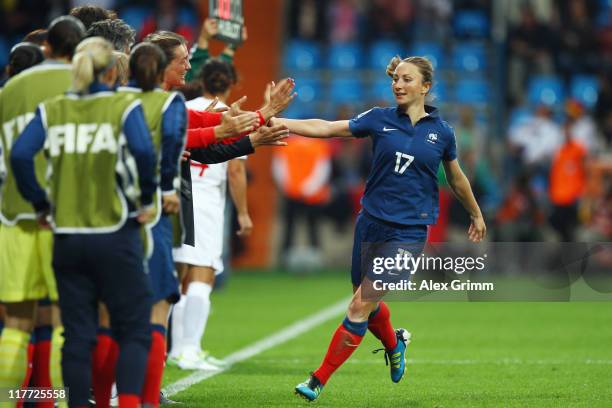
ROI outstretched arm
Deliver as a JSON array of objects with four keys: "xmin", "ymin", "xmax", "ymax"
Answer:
[
  {"xmin": 443, "ymin": 159, "xmax": 486, "ymax": 242},
  {"xmin": 272, "ymin": 118, "xmax": 353, "ymax": 139}
]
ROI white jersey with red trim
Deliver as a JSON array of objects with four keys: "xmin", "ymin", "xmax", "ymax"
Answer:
[{"xmin": 187, "ymin": 97, "xmax": 230, "ymax": 187}]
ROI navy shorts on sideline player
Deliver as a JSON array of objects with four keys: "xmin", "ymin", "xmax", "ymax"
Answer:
[
  {"xmin": 350, "ymin": 211, "xmax": 428, "ymax": 287},
  {"xmin": 148, "ymin": 215, "xmax": 180, "ymax": 304}
]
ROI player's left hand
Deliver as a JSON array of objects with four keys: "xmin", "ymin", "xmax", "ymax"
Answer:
[
  {"xmin": 37, "ymin": 210, "xmax": 52, "ymax": 229},
  {"xmin": 236, "ymin": 212, "xmax": 253, "ymax": 236},
  {"xmin": 162, "ymin": 193, "xmax": 180, "ymax": 214},
  {"xmin": 137, "ymin": 206, "xmax": 156, "ymax": 224},
  {"xmin": 468, "ymin": 215, "xmax": 486, "ymax": 242}
]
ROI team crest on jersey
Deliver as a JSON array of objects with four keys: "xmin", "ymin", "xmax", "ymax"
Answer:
[{"xmin": 427, "ymin": 133, "xmax": 438, "ymax": 144}]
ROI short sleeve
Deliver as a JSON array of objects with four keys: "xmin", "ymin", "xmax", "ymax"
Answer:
[
  {"xmin": 443, "ymin": 125, "xmax": 457, "ymax": 161},
  {"xmin": 348, "ymin": 108, "xmax": 376, "ymax": 138}
]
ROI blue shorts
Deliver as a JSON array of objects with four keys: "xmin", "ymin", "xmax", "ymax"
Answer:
[
  {"xmin": 350, "ymin": 211, "xmax": 428, "ymax": 287},
  {"xmin": 148, "ymin": 216, "xmax": 180, "ymax": 304}
]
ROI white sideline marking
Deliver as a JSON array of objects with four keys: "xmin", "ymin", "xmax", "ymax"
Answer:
[
  {"xmin": 162, "ymin": 297, "xmax": 351, "ymax": 397},
  {"xmin": 246, "ymin": 358, "xmax": 612, "ymax": 366}
]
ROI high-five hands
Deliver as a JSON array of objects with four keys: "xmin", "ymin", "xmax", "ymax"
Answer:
[
  {"xmin": 259, "ymin": 78, "xmax": 296, "ymax": 120},
  {"xmin": 249, "ymin": 124, "xmax": 290, "ymax": 148}
]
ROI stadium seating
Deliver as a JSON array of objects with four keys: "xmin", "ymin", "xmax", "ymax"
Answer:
[
  {"xmin": 410, "ymin": 42, "xmax": 444, "ymax": 69},
  {"xmin": 453, "ymin": 10, "xmax": 490, "ymax": 38},
  {"xmin": 329, "ymin": 77, "xmax": 364, "ymax": 104},
  {"xmin": 570, "ymin": 75, "xmax": 599, "ymax": 108},
  {"xmin": 283, "ymin": 40, "xmax": 322, "ymax": 72},
  {"xmin": 452, "ymin": 42, "xmax": 486, "ymax": 73},
  {"xmin": 178, "ymin": 7, "xmax": 199, "ymax": 27},
  {"xmin": 527, "ymin": 76, "xmax": 565, "ymax": 106},
  {"xmin": 327, "ymin": 42, "xmax": 364, "ymax": 70},
  {"xmin": 454, "ymin": 78, "xmax": 489, "ymax": 104},
  {"xmin": 369, "ymin": 40, "xmax": 403, "ymax": 70},
  {"xmin": 293, "ymin": 76, "xmax": 324, "ymax": 105},
  {"xmin": 282, "ymin": 100, "xmax": 317, "ymax": 119},
  {"xmin": 430, "ymin": 78, "xmax": 448, "ymax": 103},
  {"xmin": 120, "ymin": 6, "xmax": 150, "ymax": 33},
  {"xmin": 508, "ymin": 106, "xmax": 533, "ymax": 128},
  {"xmin": 0, "ymin": 38, "xmax": 8, "ymax": 69},
  {"xmin": 370, "ymin": 77, "xmax": 394, "ymax": 104}
]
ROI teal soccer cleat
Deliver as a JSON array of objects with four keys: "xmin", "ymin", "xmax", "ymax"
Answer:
[
  {"xmin": 374, "ymin": 328, "xmax": 411, "ymax": 383},
  {"xmin": 294, "ymin": 373, "xmax": 324, "ymax": 402}
]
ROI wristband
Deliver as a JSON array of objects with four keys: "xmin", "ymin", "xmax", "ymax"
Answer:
[{"xmin": 256, "ymin": 110, "xmax": 266, "ymax": 127}]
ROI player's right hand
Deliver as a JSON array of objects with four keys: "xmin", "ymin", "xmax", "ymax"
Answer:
[
  {"xmin": 468, "ymin": 215, "xmax": 486, "ymax": 242},
  {"xmin": 217, "ymin": 111, "xmax": 258, "ymax": 139},
  {"xmin": 249, "ymin": 124, "xmax": 289, "ymax": 148}
]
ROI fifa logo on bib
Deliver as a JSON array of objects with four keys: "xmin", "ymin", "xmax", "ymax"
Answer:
[
  {"xmin": 47, "ymin": 123, "xmax": 117, "ymax": 157},
  {"xmin": 427, "ymin": 133, "xmax": 438, "ymax": 144}
]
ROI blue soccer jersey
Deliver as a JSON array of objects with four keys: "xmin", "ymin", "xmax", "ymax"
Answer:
[{"xmin": 348, "ymin": 105, "xmax": 457, "ymax": 226}]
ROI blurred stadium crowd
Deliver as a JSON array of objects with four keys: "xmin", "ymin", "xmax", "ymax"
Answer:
[{"xmin": 1, "ymin": 0, "xmax": 611, "ymax": 260}]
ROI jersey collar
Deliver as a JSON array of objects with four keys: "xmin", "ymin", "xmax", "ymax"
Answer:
[
  {"xmin": 88, "ymin": 82, "xmax": 115, "ymax": 94},
  {"xmin": 395, "ymin": 104, "xmax": 439, "ymax": 120}
]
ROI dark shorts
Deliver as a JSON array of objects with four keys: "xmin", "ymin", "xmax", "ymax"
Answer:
[
  {"xmin": 350, "ymin": 211, "xmax": 428, "ymax": 287},
  {"xmin": 148, "ymin": 215, "xmax": 180, "ymax": 304}
]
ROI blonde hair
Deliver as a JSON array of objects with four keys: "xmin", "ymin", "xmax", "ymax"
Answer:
[
  {"xmin": 386, "ymin": 56, "xmax": 434, "ymax": 88},
  {"xmin": 113, "ymin": 51, "xmax": 129, "ymax": 86},
  {"xmin": 72, "ymin": 37, "xmax": 115, "ymax": 93}
]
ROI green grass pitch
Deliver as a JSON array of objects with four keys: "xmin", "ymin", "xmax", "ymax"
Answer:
[{"xmin": 162, "ymin": 270, "xmax": 612, "ymax": 407}]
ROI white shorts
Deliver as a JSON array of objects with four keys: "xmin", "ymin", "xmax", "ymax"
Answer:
[{"xmin": 172, "ymin": 173, "xmax": 226, "ymax": 275}]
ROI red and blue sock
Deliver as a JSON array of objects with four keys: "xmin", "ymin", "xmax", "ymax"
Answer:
[
  {"xmin": 367, "ymin": 302, "xmax": 398, "ymax": 351},
  {"xmin": 141, "ymin": 324, "xmax": 167, "ymax": 407},
  {"xmin": 31, "ymin": 325, "xmax": 53, "ymax": 407},
  {"xmin": 92, "ymin": 328, "xmax": 118, "ymax": 408},
  {"xmin": 313, "ymin": 317, "xmax": 368, "ymax": 385}
]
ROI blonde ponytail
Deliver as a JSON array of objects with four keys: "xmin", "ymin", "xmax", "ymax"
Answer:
[
  {"xmin": 72, "ymin": 51, "xmax": 94, "ymax": 93},
  {"xmin": 71, "ymin": 37, "xmax": 114, "ymax": 93}
]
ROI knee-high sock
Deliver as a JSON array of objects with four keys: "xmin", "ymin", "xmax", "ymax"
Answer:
[
  {"xmin": 92, "ymin": 328, "xmax": 118, "ymax": 408},
  {"xmin": 32, "ymin": 326, "xmax": 53, "ymax": 407},
  {"xmin": 181, "ymin": 282, "xmax": 212, "ymax": 354},
  {"xmin": 141, "ymin": 325, "xmax": 166, "ymax": 407},
  {"xmin": 168, "ymin": 296, "xmax": 185, "ymax": 358},
  {"xmin": 0, "ymin": 328, "xmax": 32, "ymax": 406},
  {"xmin": 0, "ymin": 328, "xmax": 31, "ymax": 387},
  {"xmin": 313, "ymin": 318, "xmax": 368, "ymax": 385},
  {"xmin": 367, "ymin": 302, "xmax": 397, "ymax": 351},
  {"xmin": 50, "ymin": 326, "xmax": 66, "ymax": 408}
]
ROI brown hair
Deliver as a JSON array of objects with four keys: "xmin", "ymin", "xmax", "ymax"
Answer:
[
  {"xmin": 69, "ymin": 5, "xmax": 117, "ymax": 30},
  {"xmin": 386, "ymin": 56, "xmax": 434, "ymax": 87},
  {"xmin": 143, "ymin": 31, "xmax": 186, "ymax": 65},
  {"xmin": 129, "ymin": 43, "xmax": 168, "ymax": 92}
]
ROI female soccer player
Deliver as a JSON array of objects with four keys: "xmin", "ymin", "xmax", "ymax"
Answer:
[
  {"xmin": 11, "ymin": 37, "xmax": 157, "ymax": 408},
  {"xmin": 89, "ymin": 42, "xmax": 186, "ymax": 408},
  {"xmin": 0, "ymin": 15, "xmax": 84, "ymax": 404},
  {"xmin": 170, "ymin": 58, "xmax": 251, "ymax": 370},
  {"xmin": 273, "ymin": 56, "xmax": 486, "ymax": 401}
]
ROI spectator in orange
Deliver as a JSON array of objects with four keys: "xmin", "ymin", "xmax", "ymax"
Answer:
[
  {"xmin": 549, "ymin": 123, "xmax": 587, "ymax": 241},
  {"xmin": 495, "ymin": 172, "xmax": 545, "ymax": 241},
  {"xmin": 272, "ymin": 137, "xmax": 332, "ymax": 267}
]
